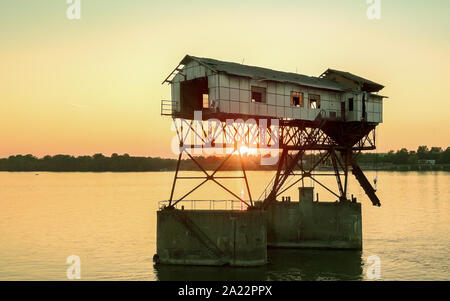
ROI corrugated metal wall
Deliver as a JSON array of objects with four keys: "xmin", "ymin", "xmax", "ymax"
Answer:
[{"xmin": 170, "ymin": 61, "xmax": 383, "ymax": 123}]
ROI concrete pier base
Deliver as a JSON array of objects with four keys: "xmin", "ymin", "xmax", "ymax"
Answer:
[
  {"xmin": 267, "ymin": 188, "xmax": 362, "ymax": 250},
  {"xmin": 156, "ymin": 187, "xmax": 362, "ymax": 267},
  {"xmin": 156, "ymin": 209, "xmax": 267, "ymax": 266}
]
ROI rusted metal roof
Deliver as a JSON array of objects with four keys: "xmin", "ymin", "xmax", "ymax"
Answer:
[{"xmin": 180, "ymin": 55, "xmax": 348, "ymax": 92}]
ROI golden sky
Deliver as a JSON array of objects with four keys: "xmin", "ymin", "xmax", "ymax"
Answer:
[{"xmin": 1, "ymin": 0, "xmax": 449, "ymax": 157}]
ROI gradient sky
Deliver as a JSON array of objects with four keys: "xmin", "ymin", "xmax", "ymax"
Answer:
[{"xmin": 1, "ymin": 0, "xmax": 449, "ymax": 157}]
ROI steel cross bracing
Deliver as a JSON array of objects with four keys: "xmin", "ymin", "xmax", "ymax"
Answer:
[
  {"xmin": 166, "ymin": 117, "xmax": 381, "ymax": 210},
  {"xmin": 167, "ymin": 118, "xmax": 256, "ymax": 209}
]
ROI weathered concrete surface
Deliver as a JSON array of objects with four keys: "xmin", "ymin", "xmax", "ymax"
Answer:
[
  {"xmin": 156, "ymin": 209, "xmax": 267, "ymax": 266},
  {"xmin": 267, "ymin": 188, "xmax": 362, "ymax": 250}
]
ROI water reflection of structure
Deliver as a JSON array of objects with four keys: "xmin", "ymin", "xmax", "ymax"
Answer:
[{"xmin": 154, "ymin": 249, "xmax": 363, "ymax": 281}]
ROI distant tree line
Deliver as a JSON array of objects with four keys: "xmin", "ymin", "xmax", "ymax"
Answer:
[
  {"xmin": 0, "ymin": 153, "xmax": 270, "ymax": 172},
  {"xmin": 356, "ymin": 146, "xmax": 450, "ymax": 165},
  {"xmin": 0, "ymin": 146, "xmax": 448, "ymax": 172},
  {"xmin": 0, "ymin": 154, "xmax": 177, "ymax": 172}
]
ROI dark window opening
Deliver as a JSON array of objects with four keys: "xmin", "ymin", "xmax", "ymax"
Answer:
[
  {"xmin": 251, "ymin": 86, "xmax": 266, "ymax": 103},
  {"xmin": 291, "ymin": 91, "xmax": 303, "ymax": 107},
  {"xmin": 180, "ymin": 77, "xmax": 209, "ymax": 117},
  {"xmin": 252, "ymin": 92, "xmax": 262, "ymax": 103},
  {"xmin": 349, "ymin": 98, "xmax": 354, "ymax": 111}
]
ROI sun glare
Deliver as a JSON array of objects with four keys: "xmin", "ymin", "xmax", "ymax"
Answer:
[{"xmin": 239, "ymin": 145, "xmax": 257, "ymax": 155}]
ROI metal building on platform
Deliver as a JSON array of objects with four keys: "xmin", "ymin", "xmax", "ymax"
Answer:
[
  {"xmin": 155, "ymin": 55, "xmax": 388, "ymax": 266},
  {"xmin": 162, "ymin": 55, "xmax": 386, "ymax": 123}
]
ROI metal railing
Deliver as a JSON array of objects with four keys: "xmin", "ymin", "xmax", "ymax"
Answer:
[
  {"xmin": 161, "ymin": 100, "xmax": 179, "ymax": 116},
  {"xmin": 158, "ymin": 200, "xmax": 245, "ymax": 211}
]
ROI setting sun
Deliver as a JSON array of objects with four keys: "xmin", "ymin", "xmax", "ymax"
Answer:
[{"xmin": 239, "ymin": 145, "xmax": 257, "ymax": 155}]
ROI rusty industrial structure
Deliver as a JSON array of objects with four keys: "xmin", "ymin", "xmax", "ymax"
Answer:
[
  {"xmin": 162, "ymin": 55, "xmax": 385, "ymax": 209},
  {"xmin": 155, "ymin": 55, "xmax": 387, "ymax": 266}
]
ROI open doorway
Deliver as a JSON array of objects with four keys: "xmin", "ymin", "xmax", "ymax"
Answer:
[{"xmin": 180, "ymin": 77, "xmax": 209, "ymax": 117}]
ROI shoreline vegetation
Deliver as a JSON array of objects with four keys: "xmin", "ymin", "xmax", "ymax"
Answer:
[{"xmin": 1, "ymin": 146, "xmax": 449, "ymax": 172}]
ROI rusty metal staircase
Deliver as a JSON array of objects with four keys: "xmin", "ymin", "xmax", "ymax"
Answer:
[
  {"xmin": 258, "ymin": 112, "xmax": 329, "ymax": 203},
  {"xmin": 351, "ymin": 161, "xmax": 381, "ymax": 206}
]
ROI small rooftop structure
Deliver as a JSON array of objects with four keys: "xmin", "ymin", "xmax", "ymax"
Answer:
[
  {"xmin": 320, "ymin": 68, "xmax": 384, "ymax": 93},
  {"xmin": 162, "ymin": 55, "xmax": 387, "ymax": 124}
]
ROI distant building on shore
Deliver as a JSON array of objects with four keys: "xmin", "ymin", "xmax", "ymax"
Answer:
[{"xmin": 417, "ymin": 159, "xmax": 436, "ymax": 165}]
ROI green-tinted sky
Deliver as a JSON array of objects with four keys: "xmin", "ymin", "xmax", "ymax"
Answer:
[{"xmin": 1, "ymin": 0, "xmax": 449, "ymax": 157}]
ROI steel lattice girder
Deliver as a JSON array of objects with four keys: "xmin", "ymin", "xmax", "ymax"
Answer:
[
  {"xmin": 168, "ymin": 117, "xmax": 379, "ymax": 209},
  {"xmin": 171, "ymin": 118, "xmax": 376, "ymax": 152}
]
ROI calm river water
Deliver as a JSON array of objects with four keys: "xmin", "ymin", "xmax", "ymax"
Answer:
[{"xmin": 0, "ymin": 171, "xmax": 448, "ymax": 280}]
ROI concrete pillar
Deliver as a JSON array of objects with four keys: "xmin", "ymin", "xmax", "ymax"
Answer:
[
  {"xmin": 155, "ymin": 209, "xmax": 267, "ymax": 266},
  {"xmin": 267, "ymin": 188, "xmax": 362, "ymax": 250}
]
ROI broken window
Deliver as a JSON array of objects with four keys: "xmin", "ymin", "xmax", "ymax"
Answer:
[
  {"xmin": 348, "ymin": 98, "xmax": 354, "ymax": 111},
  {"xmin": 308, "ymin": 94, "xmax": 320, "ymax": 109},
  {"xmin": 291, "ymin": 91, "xmax": 303, "ymax": 107},
  {"xmin": 251, "ymin": 86, "xmax": 266, "ymax": 103},
  {"xmin": 202, "ymin": 94, "xmax": 209, "ymax": 109}
]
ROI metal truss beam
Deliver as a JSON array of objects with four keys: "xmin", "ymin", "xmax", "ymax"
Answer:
[{"xmin": 167, "ymin": 117, "xmax": 380, "ymax": 208}]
